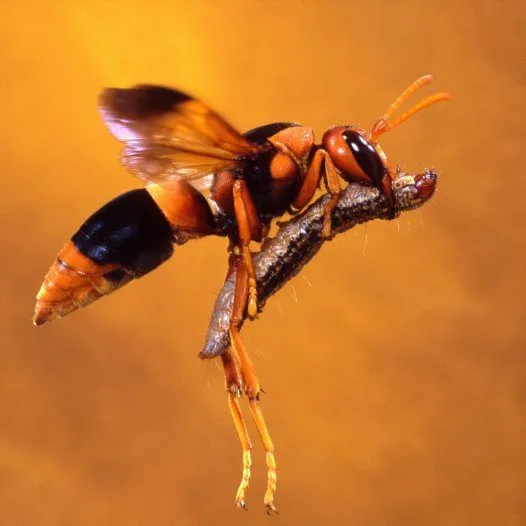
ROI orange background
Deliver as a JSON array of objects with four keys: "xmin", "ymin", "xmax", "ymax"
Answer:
[{"xmin": 1, "ymin": 1, "xmax": 524, "ymax": 524}]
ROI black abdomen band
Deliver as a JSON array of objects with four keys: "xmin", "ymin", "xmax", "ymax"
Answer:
[{"xmin": 72, "ymin": 189, "xmax": 174, "ymax": 276}]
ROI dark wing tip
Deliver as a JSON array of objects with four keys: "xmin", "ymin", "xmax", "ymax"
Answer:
[{"xmin": 99, "ymin": 85, "xmax": 192, "ymax": 120}]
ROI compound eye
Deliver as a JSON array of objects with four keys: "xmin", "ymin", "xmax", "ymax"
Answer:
[
  {"xmin": 322, "ymin": 126, "xmax": 386, "ymax": 187},
  {"xmin": 341, "ymin": 130, "xmax": 386, "ymax": 187}
]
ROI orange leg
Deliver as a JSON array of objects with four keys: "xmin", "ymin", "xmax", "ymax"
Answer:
[
  {"xmin": 225, "ymin": 254, "xmax": 278, "ymax": 513},
  {"xmin": 222, "ymin": 350, "xmax": 253, "ymax": 510},
  {"xmin": 229, "ymin": 326, "xmax": 278, "ymax": 514},
  {"xmin": 321, "ymin": 154, "xmax": 342, "ymax": 239},
  {"xmin": 248, "ymin": 399, "xmax": 278, "ymax": 514},
  {"xmin": 230, "ymin": 255, "xmax": 260, "ymax": 399},
  {"xmin": 232, "ymin": 179, "xmax": 262, "ymax": 320},
  {"xmin": 292, "ymin": 148, "xmax": 342, "ymax": 239},
  {"xmin": 291, "ymin": 147, "xmax": 326, "ymax": 211}
]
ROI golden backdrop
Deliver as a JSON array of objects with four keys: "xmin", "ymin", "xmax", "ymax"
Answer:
[{"xmin": 1, "ymin": 1, "xmax": 524, "ymax": 524}]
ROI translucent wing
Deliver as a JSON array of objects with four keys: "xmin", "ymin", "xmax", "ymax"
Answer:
[{"xmin": 99, "ymin": 85, "xmax": 259, "ymax": 185}]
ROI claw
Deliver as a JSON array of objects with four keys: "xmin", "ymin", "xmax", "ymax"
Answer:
[
  {"xmin": 227, "ymin": 383, "xmax": 243, "ymax": 398},
  {"xmin": 234, "ymin": 449, "xmax": 252, "ymax": 512},
  {"xmin": 243, "ymin": 371, "xmax": 261, "ymax": 400},
  {"xmin": 265, "ymin": 503, "xmax": 279, "ymax": 515},
  {"xmin": 245, "ymin": 384, "xmax": 261, "ymax": 401}
]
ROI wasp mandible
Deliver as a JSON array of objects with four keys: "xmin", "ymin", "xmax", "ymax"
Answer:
[{"xmin": 34, "ymin": 75, "xmax": 450, "ymax": 513}]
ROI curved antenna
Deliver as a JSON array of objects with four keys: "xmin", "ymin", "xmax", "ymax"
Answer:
[
  {"xmin": 384, "ymin": 74, "xmax": 434, "ymax": 122},
  {"xmin": 370, "ymin": 75, "xmax": 451, "ymax": 142},
  {"xmin": 388, "ymin": 92, "xmax": 451, "ymax": 131}
]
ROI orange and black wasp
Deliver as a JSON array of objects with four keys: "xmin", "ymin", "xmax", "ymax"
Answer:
[{"xmin": 34, "ymin": 75, "xmax": 450, "ymax": 512}]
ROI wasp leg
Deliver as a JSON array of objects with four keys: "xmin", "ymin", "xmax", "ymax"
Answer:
[
  {"xmin": 229, "ymin": 256, "xmax": 260, "ymax": 399},
  {"xmin": 291, "ymin": 147, "xmax": 325, "ymax": 211},
  {"xmin": 228, "ymin": 254, "xmax": 279, "ymax": 513},
  {"xmin": 320, "ymin": 154, "xmax": 342, "ymax": 239},
  {"xmin": 248, "ymin": 398, "xmax": 278, "ymax": 514},
  {"xmin": 232, "ymin": 180, "xmax": 262, "ymax": 320},
  {"xmin": 229, "ymin": 324, "xmax": 279, "ymax": 514},
  {"xmin": 291, "ymin": 148, "xmax": 341, "ymax": 239},
  {"xmin": 221, "ymin": 350, "xmax": 253, "ymax": 511}
]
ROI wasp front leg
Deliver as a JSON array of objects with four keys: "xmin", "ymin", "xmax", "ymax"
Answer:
[{"xmin": 291, "ymin": 148, "xmax": 342, "ymax": 239}]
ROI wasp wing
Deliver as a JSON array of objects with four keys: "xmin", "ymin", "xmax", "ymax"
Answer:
[{"xmin": 99, "ymin": 85, "xmax": 258, "ymax": 185}]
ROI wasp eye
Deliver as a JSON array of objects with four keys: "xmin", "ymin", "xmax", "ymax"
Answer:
[{"xmin": 341, "ymin": 130, "xmax": 386, "ymax": 187}]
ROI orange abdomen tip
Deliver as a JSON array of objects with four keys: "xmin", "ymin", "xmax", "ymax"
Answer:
[{"xmin": 33, "ymin": 241, "xmax": 120, "ymax": 326}]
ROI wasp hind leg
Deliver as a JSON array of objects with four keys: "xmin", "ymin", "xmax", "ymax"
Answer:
[
  {"xmin": 224, "ymin": 254, "xmax": 278, "ymax": 513},
  {"xmin": 247, "ymin": 398, "xmax": 277, "ymax": 514},
  {"xmin": 222, "ymin": 349, "xmax": 252, "ymax": 511},
  {"xmin": 224, "ymin": 343, "xmax": 278, "ymax": 515}
]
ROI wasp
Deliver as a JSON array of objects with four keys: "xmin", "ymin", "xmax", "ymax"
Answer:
[{"xmin": 34, "ymin": 75, "xmax": 449, "ymax": 513}]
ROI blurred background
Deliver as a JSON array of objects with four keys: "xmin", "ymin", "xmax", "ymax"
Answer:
[{"xmin": 0, "ymin": 1, "xmax": 524, "ymax": 524}]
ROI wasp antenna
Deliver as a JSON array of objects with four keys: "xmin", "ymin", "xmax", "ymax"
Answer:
[
  {"xmin": 370, "ymin": 75, "xmax": 436, "ymax": 141},
  {"xmin": 384, "ymin": 74, "xmax": 434, "ymax": 122},
  {"xmin": 387, "ymin": 92, "xmax": 451, "ymax": 131}
]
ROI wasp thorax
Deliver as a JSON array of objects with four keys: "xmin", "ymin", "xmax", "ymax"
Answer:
[{"xmin": 322, "ymin": 126, "xmax": 386, "ymax": 188}]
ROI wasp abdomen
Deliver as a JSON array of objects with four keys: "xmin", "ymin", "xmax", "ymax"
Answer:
[
  {"xmin": 72, "ymin": 188, "xmax": 174, "ymax": 273},
  {"xmin": 34, "ymin": 189, "xmax": 174, "ymax": 326}
]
